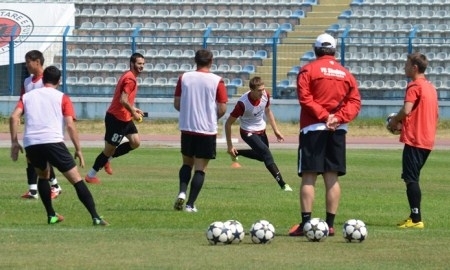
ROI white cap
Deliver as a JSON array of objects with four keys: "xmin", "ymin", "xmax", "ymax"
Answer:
[{"xmin": 314, "ymin": 33, "xmax": 336, "ymax": 49}]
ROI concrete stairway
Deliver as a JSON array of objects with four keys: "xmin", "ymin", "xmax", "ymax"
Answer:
[{"xmin": 235, "ymin": 0, "xmax": 351, "ymax": 96}]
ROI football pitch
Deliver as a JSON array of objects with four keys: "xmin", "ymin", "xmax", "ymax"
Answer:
[{"xmin": 1, "ymin": 147, "xmax": 449, "ymax": 269}]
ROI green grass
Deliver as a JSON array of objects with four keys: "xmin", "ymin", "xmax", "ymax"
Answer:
[{"xmin": 1, "ymin": 147, "xmax": 449, "ymax": 269}]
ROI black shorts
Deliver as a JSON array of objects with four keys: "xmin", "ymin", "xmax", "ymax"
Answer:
[
  {"xmin": 104, "ymin": 112, "xmax": 138, "ymax": 146},
  {"xmin": 180, "ymin": 132, "xmax": 216, "ymax": 159},
  {"xmin": 25, "ymin": 142, "xmax": 76, "ymax": 173},
  {"xmin": 402, "ymin": 144, "xmax": 431, "ymax": 183},
  {"xmin": 297, "ymin": 130, "xmax": 346, "ymax": 177}
]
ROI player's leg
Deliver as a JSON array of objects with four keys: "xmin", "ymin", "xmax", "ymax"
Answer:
[
  {"xmin": 399, "ymin": 145, "xmax": 430, "ymax": 228},
  {"xmin": 49, "ymin": 165, "xmax": 62, "ymax": 199},
  {"xmin": 174, "ymin": 133, "xmax": 194, "ymax": 210},
  {"xmin": 50, "ymin": 142, "xmax": 108, "ymax": 225},
  {"xmin": 242, "ymin": 133, "xmax": 289, "ymax": 190},
  {"xmin": 22, "ymin": 160, "xmax": 38, "ymax": 199},
  {"xmin": 85, "ymin": 114, "xmax": 125, "ymax": 183},
  {"xmin": 323, "ymin": 172, "xmax": 339, "ymax": 235},
  {"xmin": 112, "ymin": 122, "xmax": 140, "ymax": 158},
  {"xmin": 184, "ymin": 135, "xmax": 216, "ymax": 212},
  {"xmin": 289, "ymin": 131, "xmax": 324, "ymax": 236},
  {"xmin": 322, "ymin": 129, "xmax": 347, "ymax": 235},
  {"xmin": 26, "ymin": 145, "xmax": 62, "ymax": 224}
]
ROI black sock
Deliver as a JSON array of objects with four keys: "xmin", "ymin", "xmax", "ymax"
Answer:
[
  {"xmin": 74, "ymin": 181, "xmax": 100, "ymax": 219},
  {"xmin": 266, "ymin": 163, "xmax": 286, "ymax": 187},
  {"xmin": 326, "ymin": 212, "xmax": 336, "ymax": 228},
  {"xmin": 301, "ymin": 212, "xmax": 311, "ymax": 227},
  {"xmin": 179, "ymin": 164, "xmax": 192, "ymax": 194},
  {"xmin": 113, "ymin": 142, "xmax": 133, "ymax": 158},
  {"xmin": 26, "ymin": 163, "xmax": 37, "ymax": 186},
  {"xmin": 93, "ymin": 152, "xmax": 110, "ymax": 171},
  {"xmin": 406, "ymin": 182, "xmax": 421, "ymax": 222},
  {"xmin": 37, "ymin": 178, "xmax": 55, "ymax": 216},
  {"xmin": 186, "ymin": 171, "xmax": 205, "ymax": 206}
]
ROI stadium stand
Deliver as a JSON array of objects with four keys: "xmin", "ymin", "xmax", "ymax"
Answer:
[{"xmin": 9, "ymin": 0, "xmax": 446, "ymax": 100}]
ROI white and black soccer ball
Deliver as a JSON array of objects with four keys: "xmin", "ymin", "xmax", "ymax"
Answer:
[
  {"xmin": 224, "ymin": 219, "xmax": 245, "ymax": 244},
  {"xmin": 250, "ymin": 220, "xmax": 275, "ymax": 244},
  {"xmin": 303, "ymin": 218, "xmax": 329, "ymax": 242},
  {"xmin": 343, "ymin": 219, "xmax": 368, "ymax": 243},
  {"xmin": 386, "ymin": 112, "xmax": 402, "ymax": 135},
  {"xmin": 206, "ymin": 221, "xmax": 232, "ymax": 245}
]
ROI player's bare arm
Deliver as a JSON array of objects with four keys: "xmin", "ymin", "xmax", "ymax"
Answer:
[
  {"xmin": 119, "ymin": 91, "xmax": 141, "ymax": 121},
  {"xmin": 217, "ymin": 102, "xmax": 227, "ymax": 119},
  {"xmin": 9, "ymin": 107, "xmax": 24, "ymax": 161},
  {"xmin": 65, "ymin": 115, "xmax": 85, "ymax": 168},
  {"xmin": 224, "ymin": 115, "xmax": 238, "ymax": 156},
  {"xmin": 173, "ymin": 96, "xmax": 181, "ymax": 111},
  {"xmin": 390, "ymin": 101, "xmax": 413, "ymax": 129},
  {"xmin": 265, "ymin": 107, "xmax": 284, "ymax": 142}
]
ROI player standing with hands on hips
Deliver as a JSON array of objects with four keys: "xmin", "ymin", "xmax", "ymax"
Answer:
[
  {"xmin": 10, "ymin": 66, "xmax": 108, "ymax": 225},
  {"xmin": 289, "ymin": 33, "xmax": 361, "ymax": 236},
  {"xmin": 173, "ymin": 49, "xmax": 228, "ymax": 212},
  {"xmin": 85, "ymin": 53, "xmax": 145, "ymax": 184},
  {"xmin": 225, "ymin": 76, "xmax": 292, "ymax": 191},
  {"xmin": 389, "ymin": 52, "xmax": 438, "ymax": 229}
]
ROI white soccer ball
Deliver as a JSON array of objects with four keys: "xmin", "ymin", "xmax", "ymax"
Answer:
[
  {"xmin": 343, "ymin": 219, "xmax": 368, "ymax": 243},
  {"xmin": 250, "ymin": 220, "xmax": 275, "ymax": 244},
  {"xmin": 386, "ymin": 112, "xmax": 402, "ymax": 135},
  {"xmin": 303, "ymin": 218, "xmax": 329, "ymax": 242},
  {"xmin": 206, "ymin": 221, "xmax": 232, "ymax": 245},
  {"xmin": 224, "ymin": 220, "xmax": 245, "ymax": 244}
]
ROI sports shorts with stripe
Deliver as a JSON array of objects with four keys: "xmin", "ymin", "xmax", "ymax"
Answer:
[{"xmin": 297, "ymin": 129, "xmax": 346, "ymax": 177}]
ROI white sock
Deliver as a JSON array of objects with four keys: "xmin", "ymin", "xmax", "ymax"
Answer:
[
  {"xmin": 88, "ymin": 168, "xmax": 97, "ymax": 177},
  {"xmin": 29, "ymin": 184, "xmax": 37, "ymax": 191},
  {"xmin": 49, "ymin": 178, "xmax": 58, "ymax": 185}
]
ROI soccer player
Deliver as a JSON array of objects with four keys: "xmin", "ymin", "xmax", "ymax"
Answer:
[
  {"xmin": 85, "ymin": 53, "xmax": 145, "ymax": 184},
  {"xmin": 173, "ymin": 49, "xmax": 228, "ymax": 212},
  {"xmin": 389, "ymin": 52, "xmax": 438, "ymax": 229},
  {"xmin": 289, "ymin": 33, "xmax": 361, "ymax": 237},
  {"xmin": 20, "ymin": 50, "xmax": 61, "ymax": 199},
  {"xmin": 225, "ymin": 76, "xmax": 292, "ymax": 192},
  {"xmin": 10, "ymin": 66, "xmax": 108, "ymax": 225}
]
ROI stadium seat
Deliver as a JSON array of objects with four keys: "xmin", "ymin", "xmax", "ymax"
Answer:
[
  {"xmin": 243, "ymin": 65, "xmax": 255, "ymax": 74},
  {"xmin": 255, "ymin": 50, "xmax": 268, "ymax": 59},
  {"xmin": 91, "ymin": 77, "xmax": 104, "ymax": 85},
  {"xmin": 66, "ymin": 63, "xmax": 76, "ymax": 71},
  {"xmin": 102, "ymin": 63, "xmax": 115, "ymax": 71},
  {"xmin": 180, "ymin": 63, "xmax": 192, "ymax": 71},
  {"xmin": 167, "ymin": 63, "xmax": 179, "ymax": 71},
  {"xmin": 78, "ymin": 76, "xmax": 91, "ymax": 85}
]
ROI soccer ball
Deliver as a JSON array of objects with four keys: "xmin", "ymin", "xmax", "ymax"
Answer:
[
  {"xmin": 343, "ymin": 219, "xmax": 368, "ymax": 243},
  {"xmin": 250, "ymin": 220, "xmax": 275, "ymax": 244},
  {"xmin": 303, "ymin": 218, "xmax": 329, "ymax": 242},
  {"xmin": 206, "ymin": 221, "xmax": 232, "ymax": 245},
  {"xmin": 386, "ymin": 112, "xmax": 402, "ymax": 135},
  {"xmin": 224, "ymin": 220, "xmax": 245, "ymax": 244}
]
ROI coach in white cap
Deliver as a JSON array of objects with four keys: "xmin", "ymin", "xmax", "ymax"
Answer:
[{"xmin": 289, "ymin": 33, "xmax": 361, "ymax": 237}]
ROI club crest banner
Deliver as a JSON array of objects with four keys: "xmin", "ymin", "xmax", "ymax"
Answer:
[{"xmin": 0, "ymin": 3, "xmax": 75, "ymax": 65}]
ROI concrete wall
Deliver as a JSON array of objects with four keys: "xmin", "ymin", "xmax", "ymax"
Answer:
[{"xmin": 2, "ymin": 96, "xmax": 449, "ymax": 121}]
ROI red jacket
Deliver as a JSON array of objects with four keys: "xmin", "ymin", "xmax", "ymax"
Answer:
[{"xmin": 297, "ymin": 55, "xmax": 361, "ymax": 129}]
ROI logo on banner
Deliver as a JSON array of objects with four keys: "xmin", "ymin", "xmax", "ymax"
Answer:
[{"xmin": 0, "ymin": 9, "xmax": 34, "ymax": 54}]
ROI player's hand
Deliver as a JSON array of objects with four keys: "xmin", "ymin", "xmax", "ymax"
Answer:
[
  {"xmin": 227, "ymin": 147, "xmax": 238, "ymax": 158},
  {"xmin": 74, "ymin": 150, "xmax": 85, "ymax": 168},
  {"xmin": 10, "ymin": 142, "xmax": 23, "ymax": 161},
  {"xmin": 326, "ymin": 114, "xmax": 340, "ymax": 131},
  {"xmin": 274, "ymin": 131, "xmax": 284, "ymax": 142}
]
